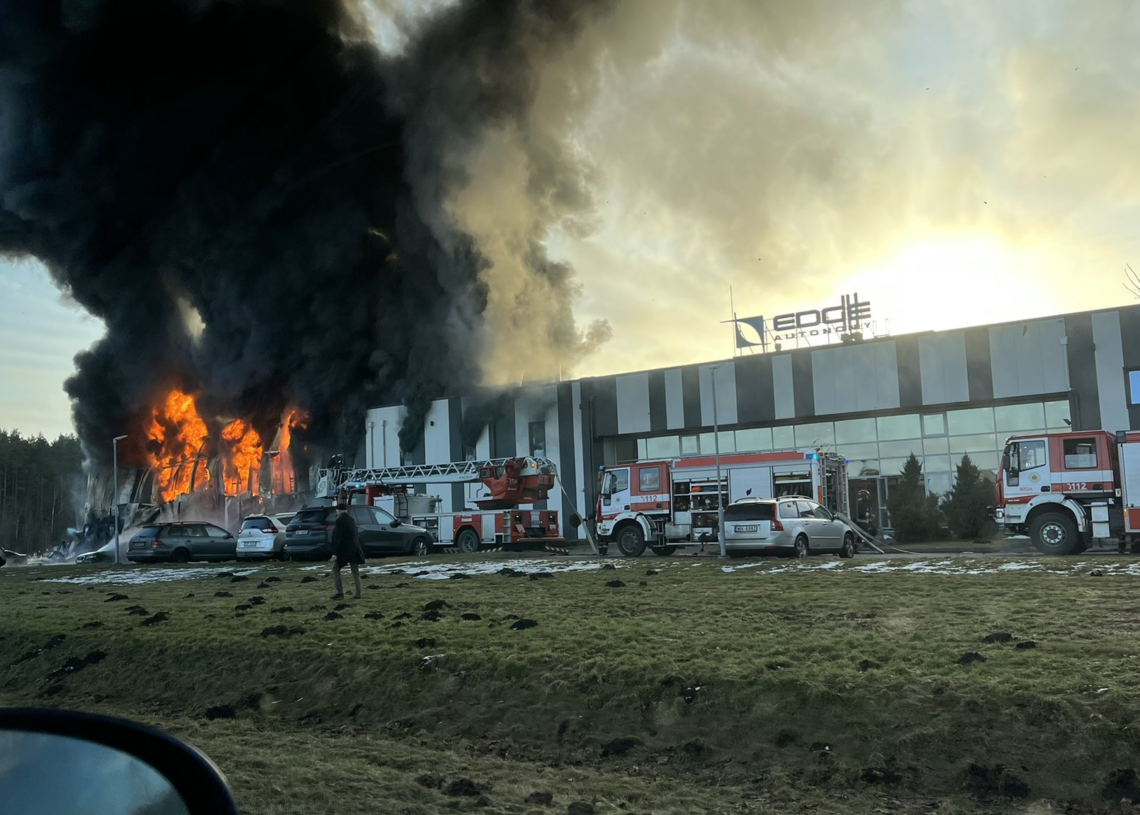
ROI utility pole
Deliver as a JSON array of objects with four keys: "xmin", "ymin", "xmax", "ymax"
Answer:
[
  {"xmin": 710, "ymin": 366, "xmax": 727, "ymax": 557},
  {"xmin": 112, "ymin": 435, "xmax": 127, "ymax": 565}
]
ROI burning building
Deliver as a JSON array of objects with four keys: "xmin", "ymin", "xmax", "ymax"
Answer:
[{"xmin": 0, "ymin": 0, "xmax": 613, "ymax": 530}]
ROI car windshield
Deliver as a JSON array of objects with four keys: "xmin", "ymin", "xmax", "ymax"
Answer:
[
  {"xmin": 241, "ymin": 518, "xmax": 269, "ymax": 530},
  {"xmin": 133, "ymin": 527, "xmax": 161, "ymax": 539}
]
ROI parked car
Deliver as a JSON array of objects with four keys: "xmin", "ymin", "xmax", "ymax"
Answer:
[
  {"xmin": 723, "ymin": 496, "xmax": 856, "ymax": 559},
  {"xmin": 236, "ymin": 515, "xmax": 288, "ymax": 561},
  {"xmin": 284, "ymin": 505, "xmax": 432, "ymax": 560},
  {"xmin": 0, "ymin": 547, "xmax": 28, "ymax": 567},
  {"xmin": 76, "ymin": 541, "xmax": 116, "ymax": 564},
  {"xmin": 126, "ymin": 522, "xmax": 237, "ymax": 564}
]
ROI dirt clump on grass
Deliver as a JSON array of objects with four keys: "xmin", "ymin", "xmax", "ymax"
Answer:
[
  {"xmin": 957, "ymin": 652, "xmax": 987, "ymax": 665},
  {"xmin": 982, "ymin": 632, "xmax": 1013, "ymax": 643}
]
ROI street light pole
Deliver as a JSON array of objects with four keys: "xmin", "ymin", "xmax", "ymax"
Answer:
[
  {"xmin": 112, "ymin": 435, "xmax": 127, "ymax": 565},
  {"xmin": 710, "ymin": 367, "xmax": 727, "ymax": 557}
]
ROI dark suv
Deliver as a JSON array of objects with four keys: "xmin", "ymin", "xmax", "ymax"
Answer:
[
  {"xmin": 284, "ymin": 505, "xmax": 432, "ymax": 560},
  {"xmin": 126, "ymin": 522, "xmax": 237, "ymax": 564}
]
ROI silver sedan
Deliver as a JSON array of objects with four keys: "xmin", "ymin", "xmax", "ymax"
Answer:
[{"xmin": 723, "ymin": 497, "xmax": 856, "ymax": 559}]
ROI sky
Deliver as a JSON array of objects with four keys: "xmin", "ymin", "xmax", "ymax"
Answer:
[{"xmin": 1, "ymin": 0, "xmax": 1138, "ymax": 438}]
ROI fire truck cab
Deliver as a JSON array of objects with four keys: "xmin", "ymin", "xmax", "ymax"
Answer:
[
  {"xmin": 595, "ymin": 450, "xmax": 849, "ymax": 557},
  {"xmin": 995, "ymin": 429, "xmax": 1140, "ymax": 554}
]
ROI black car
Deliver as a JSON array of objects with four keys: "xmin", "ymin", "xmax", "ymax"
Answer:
[
  {"xmin": 126, "ymin": 522, "xmax": 237, "ymax": 564},
  {"xmin": 283, "ymin": 505, "xmax": 432, "ymax": 560}
]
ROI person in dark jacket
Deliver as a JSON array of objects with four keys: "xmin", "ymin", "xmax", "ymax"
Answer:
[{"xmin": 330, "ymin": 504, "xmax": 365, "ymax": 600}]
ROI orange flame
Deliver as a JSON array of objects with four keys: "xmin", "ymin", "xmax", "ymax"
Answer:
[
  {"xmin": 221, "ymin": 419, "xmax": 263, "ymax": 496},
  {"xmin": 145, "ymin": 389, "xmax": 210, "ymax": 503},
  {"xmin": 270, "ymin": 408, "xmax": 308, "ymax": 494}
]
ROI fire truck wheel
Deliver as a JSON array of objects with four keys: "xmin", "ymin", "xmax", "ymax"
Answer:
[
  {"xmin": 616, "ymin": 525, "xmax": 646, "ymax": 558},
  {"xmin": 839, "ymin": 533, "xmax": 856, "ymax": 559},
  {"xmin": 650, "ymin": 546, "xmax": 677, "ymax": 556},
  {"xmin": 793, "ymin": 536, "xmax": 810, "ymax": 559},
  {"xmin": 1029, "ymin": 512, "xmax": 1079, "ymax": 555},
  {"xmin": 456, "ymin": 529, "xmax": 480, "ymax": 554}
]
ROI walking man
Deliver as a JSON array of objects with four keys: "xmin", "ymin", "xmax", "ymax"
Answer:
[{"xmin": 330, "ymin": 504, "xmax": 365, "ymax": 600}]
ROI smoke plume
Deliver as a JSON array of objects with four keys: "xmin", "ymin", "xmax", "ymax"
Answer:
[{"xmin": 0, "ymin": 0, "xmax": 611, "ymax": 465}]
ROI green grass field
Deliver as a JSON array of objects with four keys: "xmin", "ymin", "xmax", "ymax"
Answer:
[{"xmin": 4, "ymin": 554, "xmax": 1140, "ymax": 814}]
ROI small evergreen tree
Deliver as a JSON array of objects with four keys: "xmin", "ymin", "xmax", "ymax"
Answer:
[
  {"xmin": 940, "ymin": 454, "xmax": 996, "ymax": 541},
  {"xmin": 886, "ymin": 453, "xmax": 942, "ymax": 542}
]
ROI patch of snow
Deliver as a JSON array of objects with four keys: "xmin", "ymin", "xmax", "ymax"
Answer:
[{"xmin": 41, "ymin": 566, "xmax": 264, "ymax": 585}]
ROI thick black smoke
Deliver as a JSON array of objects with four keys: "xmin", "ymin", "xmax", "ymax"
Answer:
[{"xmin": 0, "ymin": 0, "xmax": 609, "ymax": 466}]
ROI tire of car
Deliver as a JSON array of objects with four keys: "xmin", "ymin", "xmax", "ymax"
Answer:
[
  {"xmin": 456, "ymin": 528, "xmax": 480, "ymax": 554},
  {"xmin": 839, "ymin": 533, "xmax": 856, "ymax": 559},
  {"xmin": 616, "ymin": 524, "xmax": 646, "ymax": 558},
  {"xmin": 411, "ymin": 536, "xmax": 430, "ymax": 557},
  {"xmin": 171, "ymin": 548, "xmax": 191, "ymax": 564},
  {"xmin": 650, "ymin": 545, "xmax": 677, "ymax": 556},
  {"xmin": 793, "ymin": 535, "xmax": 809, "ymax": 559},
  {"xmin": 726, "ymin": 550, "xmax": 747, "ymax": 559}
]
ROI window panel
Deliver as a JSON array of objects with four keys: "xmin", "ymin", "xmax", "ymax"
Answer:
[
  {"xmin": 834, "ymin": 418, "xmax": 877, "ymax": 445},
  {"xmin": 877, "ymin": 414, "xmax": 921, "ymax": 441},
  {"xmin": 926, "ymin": 472, "xmax": 952, "ymax": 496},
  {"xmin": 794, "ymin": 421, "xmax": 835, "ymax": 447},
  {"xmin": 839, "ymin": 442, "xmax": 879, "ymax": 459},
  {"xmin": 879, "ymin": 439, "xmax": 922, "ymax": 458},
  {"xmin": 879, "ymin": 457, "xmax": 912, "ymax": 475},
  {"xmin": 639, "ymin": 467, "xmax": 661, "ymax": 492},
  {"xmin": 852, "ymin": 460, "xmax": 881, "ymax": 476},
  {"xmin": 948, "ymin": 434, "xmax": 998, "ymax": 454},
  {"xmin": 923, "ymin": 436, "xmax": 950, "ymax": 456},
  {"xmin": 637, "ymin": 439, "xmax": 648, "ymax": 460},
  {"xmin": 923, "ymin": 455, "xmax": 952, "ymax": 474},
  {"xmin": 718, "ymin": 431, "xmax": 736, "ymax": 453},
  {"xmin": 680, "ymin": 435, "xmax": 699, "ymax": 456},
  {"xmin": 1130, "ymin": 370, "xmax": 1140, "ymax": 405},
  {"xmin": 773, "ymin": 426, "xmax": 795, "ymax": 450},
  {"xmin": 1063, "ymin": 437, "xmax": 1099, "ymax": 469},
  {"xmin": 947, "ymin": 407, "xmax": 995, "ymax": 435},
  {"xmin": 645, "ymin": 436, "xmax": 680, "ymax": 459},
  {"xmin": 970, "ymin": 451, "xmax": 999, "ymax": 472},
  {"xmin": 995, "ymin": 403, "xmax": 1046, "ymax": 433},
  {"xmin": 614, "ymin": 438, "xmax": 638, "ymax": 463},
  {"xmin": 735, "ymin": 427, "xmax": 772, "ymax": 452},
  {"xmin": 1045, "ymin": 400, "xmax": 1071, "ymax": 429},
  {"xmin": 923, "ymin": 414, "xmax": 946, "ymax": 436}
]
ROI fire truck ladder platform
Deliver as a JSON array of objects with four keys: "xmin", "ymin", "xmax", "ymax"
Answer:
[
  {"xmin": 832, "ymin": 511, "xmax": 888, "ymax": 554},
  {"xmin": 322, "ymin": 457, "xmax": 558, "ymax": 488}
]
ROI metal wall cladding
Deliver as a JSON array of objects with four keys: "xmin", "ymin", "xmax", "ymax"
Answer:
[
  {"xmin": 772, "ymin": 354, "xmax": 795, "ymax": 419},
  {"xmin": 918, "ymin": 332, "xmax": 970, "ymax": 405},
  {"xmin": 1092, "ymin": 311, "xmax": 1129, "ymax": 432},
  {"xmin": 615, "ymin": 372, "xmax": 651, "ymax": 435},
  {"xmin": 664, "ymin": 368, "xmax": 685, "ymax": 429},
  {"xmin": 811, "ymin": 341, "xmax": 900, "ymax": 415},
  {"xmin": 989, "ymin": 318, "xmax": 1069, "ymax": 398},
  {"xmin": 699, "ymin": 362, "xmax": 739, "ymax": 426}
]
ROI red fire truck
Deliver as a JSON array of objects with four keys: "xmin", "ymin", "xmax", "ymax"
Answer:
[
  {"xmin": 595, "ymin": 450, "xmax": 850, "ymax": 557},
  {"xmin": 319, "ymin": 457, "xmax": 566, "ymax": 553},
  {"xmin": 995, "ymin": 429, "xmax": 1140, "ymax": 555}
]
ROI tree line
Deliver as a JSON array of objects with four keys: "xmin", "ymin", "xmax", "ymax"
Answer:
[{"xmin": 0, "ymin": 430, "xmax": 85, "ymax": 555}]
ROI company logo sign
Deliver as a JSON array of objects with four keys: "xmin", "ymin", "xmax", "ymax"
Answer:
[{"xmin": 730, "ymin": 293, "xmax": 872, "ymax": 350}]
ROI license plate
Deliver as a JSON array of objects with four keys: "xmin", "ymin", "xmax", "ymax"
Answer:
[
  {"xmin": 242, "ymin": 541, "xmax": 259, "ymax": 547},
  {"xmin": 734, "ymin": 525, "xmax": 758, "ymax": 533},
  {"xmin": 295, "ymin": 530, "xmax": 308, "ymax": 535}
]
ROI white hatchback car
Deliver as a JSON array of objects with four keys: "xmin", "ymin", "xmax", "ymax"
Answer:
[
  {"xmin": 236, "ymin": 514, "xmax": 289, "ymax": 561},
  {"xmin": 723, "ymin": 497, "xmax": 856, "ymax": 559}
]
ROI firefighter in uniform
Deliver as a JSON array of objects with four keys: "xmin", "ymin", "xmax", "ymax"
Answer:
[{"xmin": 856, "ymin": 489, "xmax": 877, "ymax": 539}]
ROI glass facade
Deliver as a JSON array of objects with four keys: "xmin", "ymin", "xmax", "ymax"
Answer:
[{"xmin": 607, "ymin": 399, "xmax": 1071, "ymax": 495}]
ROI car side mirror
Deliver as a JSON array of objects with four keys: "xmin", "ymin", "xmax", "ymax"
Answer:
[
  {"xmin": 0, "ymin": 708, "xmax": 239, "ymax": 814},
  {"xmin": 390, "ymin": 519, "xmax": 401, "ymax": 528}
]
